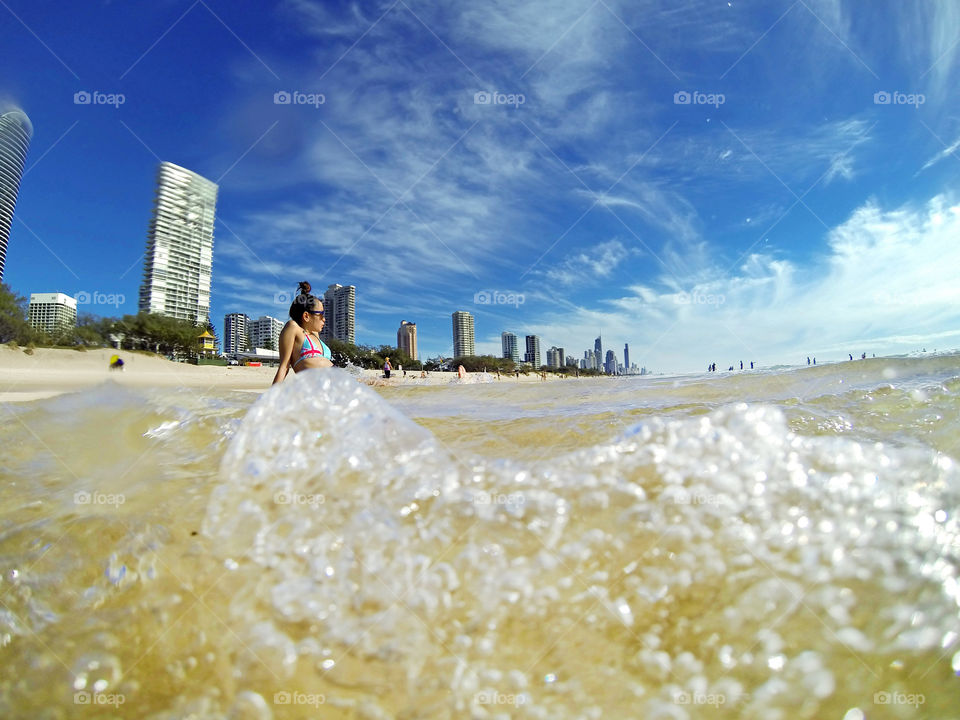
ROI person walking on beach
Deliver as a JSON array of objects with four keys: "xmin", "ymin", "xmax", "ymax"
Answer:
[
  {"xmin": 384, "ymin": 357, "xmax": 392, "ymax": 379},
  {"xmin": 273, "ymin": 282, "xmax": 333, "ymax": 384}
]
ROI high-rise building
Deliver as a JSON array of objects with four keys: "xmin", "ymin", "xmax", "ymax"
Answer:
[
  {"xmin": 605, "ymin": 349, "xmax": 616, "ymax": 375},
  {"xmin": 321, "ymin": 284, "xmax": 356, "ymax": 344},
  {"xmin": 139, "ymin": 162, "xmax": 218, "ymax": 324},
  {"xmin": 594, "ymin": 336, "xmax": 603, "ymax": 370},
  {"xmin": 546, "ymin": 346, "xmax": 561, "ymax": 368},
  {"xmin": 224, "ymin": 313, "xmax": 250, "ymax": 355},
  {"xmin": 250, "ymin": 315, "xmax": 283, "ymax": 351},
  {"xmin": 452, "ymin": 311, "xmax": 475, "ymax": 357},
  {"xmin": 27, "ymin": 292, "xmax": 76, "ymax": 337},
  {"xmin": 624, "ymin": 344, "xmax": 630, "ymax": 374},
  {"xmin": 524, "ymin": 335, "xmax": 541, "ymax": 368},
  {"xmin": 0, "ymin": 108, "xmax": 32, "ymax": 281},
  {"xmin": 501, "ymin": 331, "xmax": 519, "ymax": 363},
  {"xmin": 583, "ymin": 349, "xmax": 595, "ymax": 370},
  {"xmin": 397, "ymin": 320, "xmax": 418, "ymax": 361}
]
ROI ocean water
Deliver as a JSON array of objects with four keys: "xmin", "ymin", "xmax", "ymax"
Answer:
[{"xmin": 1, "ymin": 355, "xmax": 959, "ymax": 719}]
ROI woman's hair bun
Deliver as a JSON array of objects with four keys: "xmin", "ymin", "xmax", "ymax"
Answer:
[{"xmin": 297, "ymin": 281, "xmax": 312, "ymax": 296}]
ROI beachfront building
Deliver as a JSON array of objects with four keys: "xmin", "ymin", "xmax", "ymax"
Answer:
[
  {"xmin": 397, "ymin": 320, "xmax": 418, "ymax": 361},
  {"xmin": 594, "ymin": 336, "xmax": 603, "ymax": 370},
  {"xmin": 452, "ymin": 311, "xmax": 475, "ymax": 357},
  {"xmin": 27, "ymin": 292, "xmax": 77, "ymax": 337},
  {"xmin": 250, "ymin": 315, "xmax": 283, "ymax": 351},
  {"xmin": 524, "ymin": 335, "xmax": 541, "ymax": 368},
  {"xmin": 501, "ymin": 331, "xmax": 520, "ymax": 363},
  {"xmin": 605, "ymin": 349, "xmax": 617, "ymax": 375},
  {"xmin": 223, "ymin": 313, "xmax": 250, "ymax": 356},
  {"xmin": 546, "ymin": 346, "xmax": 561, "ymax": 368},
  {"xmin": 624, "ymin": 344, "xmax": 630, "ymax": 373},
  {"xmin": 0, "ymin": 108, "xmax": 32, "ymax": 281},
  {"xmin": 321, "ymin": 284, "xmax": 356, "ymax": 345},
  {"xmin": 583, "ymin": 349, "xmax": 595, "ymax": 370},
  {"xmin": 138, "ymin": 162, "xmax": 218, "ymax": 325}
]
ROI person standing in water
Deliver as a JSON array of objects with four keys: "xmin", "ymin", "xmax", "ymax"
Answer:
[{"xmin": 272, "ymin": 282, "xmax": 333, "ymax": 384}]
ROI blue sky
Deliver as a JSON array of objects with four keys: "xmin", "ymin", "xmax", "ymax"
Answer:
[{"xmin": 1, "ymin": 0, "xmax": 958, "ymax": 372}]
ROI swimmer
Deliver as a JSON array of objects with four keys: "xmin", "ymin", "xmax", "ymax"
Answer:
[{"xmin": 272, "ymin": 281, "xmax": 334, "ymax": 384}]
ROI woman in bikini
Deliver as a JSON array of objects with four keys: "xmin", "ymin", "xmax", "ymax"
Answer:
[{"xmin": 272, "ymin": 281, "xmax": 334, "ymax": 384}]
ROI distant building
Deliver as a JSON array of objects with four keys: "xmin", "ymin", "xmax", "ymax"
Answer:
[
  {"xmin": 223, "ymin": 313, "xmax": 250, "ymax": 356},
  {"xmin": 501, "ymin": 331, "xmax": 519, "ymax": 363},
  {"xmin": 321, "ymin": 284, "xmax": 356, "ymax": 344},
  {"xmin": 583, "ymin": 349, "xmax": 595, "ymax": 370},
  {"xmin": 605, "ymin": 349, "xmax": 616, "ymax": 375},
  {"xmin": 249, "ymin": 315, "xmax": 283, "ymax": 351},
  {"xmin": 594, "ymin": 336, "xmax": 603, "ymax": 370},
  {"xmin": 546, "ymin": 346, "xmax": 566, "ymax": 368},
  {"xmin": 624, "ymin": 343, "xmax": 630, "ymax": 373},
  {"xmin": 139, "ymin": 162, "xmax": 218, "ymax": 324},
  {"xmin": 28, "ymin": 292, "xmax": 77, "ymax": 337},
  {"xmin": 397, "ymin": 320, "xmax": 418, "ymax": 361},
  {"xmin": 546, "ymin": 346, "xmax": 560, "ymax": 368},
  {"xmin": 525, "ymin": 335, "xmax": 541, "ymax": 368},
  {"xmin": 452, "ymin": 310, "xmax": 475, "ymax": 357},
  {"xmin": 0, "ymin": 108, "xmax": 32, "ymax": 281}
]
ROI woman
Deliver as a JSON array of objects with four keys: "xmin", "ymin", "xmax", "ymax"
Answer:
[{"xmin": 272, "ymin": 282, "xmax": 334, "ymax": 384}]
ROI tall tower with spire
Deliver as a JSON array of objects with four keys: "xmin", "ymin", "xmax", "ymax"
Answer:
[{"xmin": 0, "ymin": 107, "xmax": 33, "ymax": 281}]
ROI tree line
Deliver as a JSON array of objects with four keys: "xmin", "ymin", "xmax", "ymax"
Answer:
[{"xmin": 2, "ymin": 283, "xmax": 609, "ymax": 373}]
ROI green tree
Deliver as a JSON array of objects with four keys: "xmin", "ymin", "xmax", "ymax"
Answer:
[{"xmin": 0, "ymin": 283, "xmax": 43, "ymax": 345}]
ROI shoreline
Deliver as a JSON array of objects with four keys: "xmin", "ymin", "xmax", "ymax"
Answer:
[{"xmin": 0, "ymin": 346, "xmax": 566, "ymax": 403}]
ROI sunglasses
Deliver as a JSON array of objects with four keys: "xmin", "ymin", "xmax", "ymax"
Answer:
[{"xmin": 307, "ymin": 310, "xmax": 325, "ymax": 317}]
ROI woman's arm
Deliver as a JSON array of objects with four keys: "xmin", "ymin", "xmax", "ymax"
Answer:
[{"xmin": 272, "ymin": 322, "xmax": 299, "ymax": 384}]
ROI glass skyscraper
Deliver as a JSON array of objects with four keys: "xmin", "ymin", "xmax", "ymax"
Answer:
[
  {"xmin": 0, "ymin": 108, "xmax": 33, "ymax": 281},
  {"xmin": 139, "ymin": 162, "xmax": 218, "ymax": 324}
]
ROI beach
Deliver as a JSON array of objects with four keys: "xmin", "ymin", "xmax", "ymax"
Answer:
[
  {"xmin": 0, "ymin": 346, "xmax": 562, "ymax": 402},
  {"xmin": 1, "ymin": 349, "xmax": 958, "ymax": 718}
]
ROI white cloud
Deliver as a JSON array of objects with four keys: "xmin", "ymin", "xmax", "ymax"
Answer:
[{"xmin": 520, "ymin": 193, "xmax": 960, "ymax": 372}]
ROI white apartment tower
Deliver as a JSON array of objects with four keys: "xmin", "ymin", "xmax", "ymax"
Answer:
[
  {"xmin": 250, "ymin": 315, "xmax": 283, "ymax": 351},
  {"xmin": 397, "ymin": 320, "xmax": 418, "ymax": 361},
  {"xmin": 0, "ymin": 108, "xmax": 32, "ymax": 281},
  {"xmin": 139, "ymin": 162, "xmax": 218, "ymax": 324},
  {"xmin": 321, "ymin": 284, "xmax": 356, "ymax": 344},
  {"xmin": 27, "ymin": 292, "xmax": 77, "ymax": 337},
  {"xmin": 452, "ymin": 311, "xmax": 475, "ymax": 358},
  {"xmin": 223, "ymin": 313, "xmax": 250, "ymax": 355}
]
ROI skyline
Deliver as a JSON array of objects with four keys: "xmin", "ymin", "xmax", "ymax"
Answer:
[{"xmin": 1, "ymin": 1, "xmax": 958, "ymax": 372}]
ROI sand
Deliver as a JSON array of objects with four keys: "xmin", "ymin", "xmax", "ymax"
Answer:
[{"xmin": 0, "ymin": 346, "xmax": 563, "ymax": 402}]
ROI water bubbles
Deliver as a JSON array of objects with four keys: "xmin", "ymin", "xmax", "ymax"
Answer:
[{"xmin": 767, "ymin": 654, "xmax": 785, "ymax": 671}]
